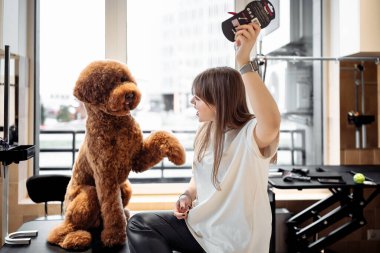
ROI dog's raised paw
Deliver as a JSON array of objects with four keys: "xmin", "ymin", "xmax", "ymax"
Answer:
[{"xmin": 166, "ymin": 145, "xmax": 186, "ymax": 165}]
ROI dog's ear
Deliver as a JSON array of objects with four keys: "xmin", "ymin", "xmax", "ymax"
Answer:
[
  {"xmin": 74, "ymin": 79, "xmax": 102, "ymax": 104},
  {"xmin": 73, "ymin": 61, "xmax": 111, "ymax": 104},
  {"xmin": 73, "ymin": 79, "xmax": 95, "ymax": 104}
]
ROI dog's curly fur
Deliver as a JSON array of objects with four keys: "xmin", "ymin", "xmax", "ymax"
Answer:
[{"xmin": 47, "ymin": 60, "xmax": 186, "ymax": 249}]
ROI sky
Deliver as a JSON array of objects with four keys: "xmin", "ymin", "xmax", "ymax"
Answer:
[{"xmin": 40, "ymin": 0, "xmax": 105, "ymax": 108}]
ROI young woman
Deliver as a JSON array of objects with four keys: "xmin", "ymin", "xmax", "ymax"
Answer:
[{"xmin": 127, "ymin": 23, "xmax": 280, "ymax": 253}]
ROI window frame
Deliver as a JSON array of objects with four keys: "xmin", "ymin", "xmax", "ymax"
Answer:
[{"xmin": 33, "ymin": 0, "xmax": 324, "ymax": 194}]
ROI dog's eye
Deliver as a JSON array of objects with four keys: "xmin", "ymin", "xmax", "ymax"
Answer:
[{"xmin": 120, "ymin": 77, "xmax": 128, "ymax": 83}]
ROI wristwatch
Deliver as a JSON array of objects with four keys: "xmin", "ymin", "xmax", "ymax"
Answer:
[{"xmin": 239, "ymin": 60, "xmax": 259, "ymax": 75}]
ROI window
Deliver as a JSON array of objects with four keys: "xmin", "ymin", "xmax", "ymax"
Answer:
[
  {"xmin": 126, "ymin": 0, "xmax": 235, "ymax": 182},
  {"xmin": 37, "ymin": 0, "xmax": 323, "ymax": 179},
  {"xmin": 37, "ymin": 0, "xmax": 236, "ymax": 181},
  {"xmin": 38, "ymin": 0, "xmax": 105, "ymax": 174},
  {"xmin": 260, "ymin": 0, "xmax": 323, "ymax": 165}
]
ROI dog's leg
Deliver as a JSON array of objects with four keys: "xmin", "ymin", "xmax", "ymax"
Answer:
[
  {"xmin": 48, "ymin": 221, "xmax": 92, "ymax": 250},
  {"xmin": 47, "ymin": 185, "xmax": 100, "ymax": 249},
  {"xmin": 132, "ymin": 130, "xmax": 186, "ymax": 173},
  {"xmin": 120, "ymin": 180, "xmax": 132, "ymax": 221},
  {"xmin": 94, "ymin": 176, "xmax": 127, "ymax": 247},
  {"xmin": 66, "ymin": 185, "xmax": 101, "ymax": 227},
  {"xmin": 47, "ymin": 221, "xmax": 76, "ymax": 246}
]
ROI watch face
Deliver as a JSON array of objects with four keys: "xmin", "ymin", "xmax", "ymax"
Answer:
[{"xmin": 251, "ymin": 60, "xmax": 259, "ymax": 71}]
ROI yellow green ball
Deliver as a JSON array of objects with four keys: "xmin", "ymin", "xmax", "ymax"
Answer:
[{"xmin": 353, "ymin": 173, "xmax": 365, "ymax": 184}]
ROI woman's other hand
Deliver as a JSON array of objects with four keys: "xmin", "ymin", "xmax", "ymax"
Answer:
[{"xmin": 174, "ymin": 194, "xmax": 192, "ymax": 220}]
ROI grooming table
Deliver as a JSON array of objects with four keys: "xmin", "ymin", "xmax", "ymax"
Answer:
[{"xmin": 269, "ymin": 165, "xmax": 380, "ymax": 253}]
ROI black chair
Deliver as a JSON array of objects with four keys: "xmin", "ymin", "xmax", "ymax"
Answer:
[{"xmin": 26, "ymin": 174, "xmax": 71, "ymax": 219}]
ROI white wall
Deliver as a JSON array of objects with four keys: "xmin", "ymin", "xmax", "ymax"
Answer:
[
  {"xmin": 339, "ymin": 0, "xmax": 380, "ymax": 56},
  {"xmin": 2, "ymin": 0, "xmax": 19, "ymax": 54},
  {"xmin": 323, "ymin": 0, "xmax": 341, "ymax": 165},
  {"xmin": 360, "ymin": 0, "xmax": 380, "ymax": 53},
  {"xmin": 105, "ymin": 0, "xmax": 127, "ymax": 62}
]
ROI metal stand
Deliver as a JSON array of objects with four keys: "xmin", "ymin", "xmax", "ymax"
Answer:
[
  {"xmin": 1, "ymin": 45, "xmax": 36, "ymax": 245},
  {"xmin": 1, "ymin": 162, "xmax": 9, "ymax": 246},
  {"xmin": 357, "ymin": 64, "xmax": 366, "ymax": 148},
  {"xmin": 4, "ymin": 230, "xmax": 38, "ymax": 245},
  {"xmin": 2, "ymin": 161, "xmax": 37, "ymax": 244},
  {"xmin": 286, "ymin": 186, "xmax": 380, "ymax": 253},
  {"xmin": 354, "ymin": 66, "xmax": 361, "ymax": 148},
  {"xmin": 346, "ymin": 63, "xmax": 375, "ymax": 148},
  {"xmin": 255, "ymin": 55, "xmax": 380, "ymax": 63},
  {"xmin": 1, "ymin": 45, "xmax": 11, "ymax": 245}
]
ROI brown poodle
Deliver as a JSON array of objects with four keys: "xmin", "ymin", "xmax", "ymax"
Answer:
[{"xmin": 47, "ymin": 60, "xmax": 186, "ymax": 249}]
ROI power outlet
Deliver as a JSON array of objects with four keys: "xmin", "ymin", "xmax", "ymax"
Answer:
[{"xmin": 367, "ymin": 229, "xmax": 380, "ymax": 240}]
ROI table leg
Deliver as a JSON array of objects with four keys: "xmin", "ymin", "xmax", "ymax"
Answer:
[{"xmin": 286, "ymin": 186, "xmax": 379, "ymax": 253}]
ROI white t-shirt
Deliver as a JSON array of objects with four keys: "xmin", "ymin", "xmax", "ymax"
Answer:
[{"xmin": 186, "ymin": 118, "xmax": 278, "ymax": 253}]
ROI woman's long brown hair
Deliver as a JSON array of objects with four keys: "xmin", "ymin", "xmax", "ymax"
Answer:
[{"xmin": 192, "ymin": 67, "xmax": 254, "ymax": 190}]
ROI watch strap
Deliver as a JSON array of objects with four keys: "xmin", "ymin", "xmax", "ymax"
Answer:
[{"xmin": 239, "ymin": 60, "xmax": 259, "ymax": 75}]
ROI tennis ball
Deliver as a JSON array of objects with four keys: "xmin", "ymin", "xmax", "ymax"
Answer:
[{"xmin": 353, "ymin": 173, "xmax": 365, "ymax": 184}]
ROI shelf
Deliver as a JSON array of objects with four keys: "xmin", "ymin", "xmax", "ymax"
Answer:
[{"xmin": 0, "ymin": 145, "xmax": 35, "ymax": 165}]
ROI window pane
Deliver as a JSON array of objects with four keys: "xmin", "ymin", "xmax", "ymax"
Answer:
[
  {"xmin": 40, "ymin": 152, "xmax": 73, "ymax": 168},
  {"xmin": 37, "ymin": 0, "xmax": 323, "ymax": 178},
  {"xmin": 262, "ymin": 0, "xmax": 322, "ymax": 165},
  {"xmin": 40, "ymin": 0, "xmax": 105, "ymax": 130},
  {"xmin": 39, "ymin": 0, "xmax": 105, "ymax": 172},
  {"xmin": 40, "ymin": 133, "xmax": 73, "ymax": 149},
  {"xmin": 126, "ymin": 0, "xmax": 235, "ymax": 182},
  {"xmin": 127, "ymin": 0, "xmax": 235, "ymax": 131}
]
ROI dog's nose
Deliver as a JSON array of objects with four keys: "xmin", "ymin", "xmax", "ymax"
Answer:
[{"xmin": 125, "ymin": 93, "xmax": 135, "ymax": 104}]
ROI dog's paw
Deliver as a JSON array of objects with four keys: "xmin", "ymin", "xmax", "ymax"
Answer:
[
  {"xmin": 165, "ymin": 143, "xmax": 186, "ymax": 165},
  {"xmin": 59, "ymin": 230, "xmax": 92, "ymax": 250},
  {"xmin": 147, "ymin": 131, "xmax": 186, "ymax": 165}
]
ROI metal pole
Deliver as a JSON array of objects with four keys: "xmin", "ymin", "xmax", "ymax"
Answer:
[
  {"xmin": 359, "ymin": 63, "xmax": 366, "ymax": 148},
  {"xmin": 4, "ymin": 46, "xmax": 10, "ymax": 143},
  {"xmin": 354, "ymin": 68, "xmax": 361, "ymax": 149},
  {"xmin": 256, "ymin": 55, "xmax": 380, "ymax": 63},
  {"xmin": 355, "ymin": 126, "xmax": 361, "ymax": 149},
  {"xmin": 2, "ymin": 45, "xmax": 11, "ymax": 244},
  {"xmin": 1, "ymin": 163, "xmax": 9, "ymax": 243}
]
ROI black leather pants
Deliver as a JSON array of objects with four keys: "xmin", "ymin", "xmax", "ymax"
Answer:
[{"xmin": 127, "ymin": 211, "xmax": 205, "ymax": 253}]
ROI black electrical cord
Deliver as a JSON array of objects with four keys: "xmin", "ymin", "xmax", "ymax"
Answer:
[{"xmin": 263, "ymin": 58, "xmax": 267, "ymax": 82}]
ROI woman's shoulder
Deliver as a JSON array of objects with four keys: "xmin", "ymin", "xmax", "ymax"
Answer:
[
  {"xmin": 239, "ymin": 117, "xmax": 257, "ymax": 132},
  {"xmin": 229, "ymin": 118, "xmax": 256, "ymax": 142}
]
